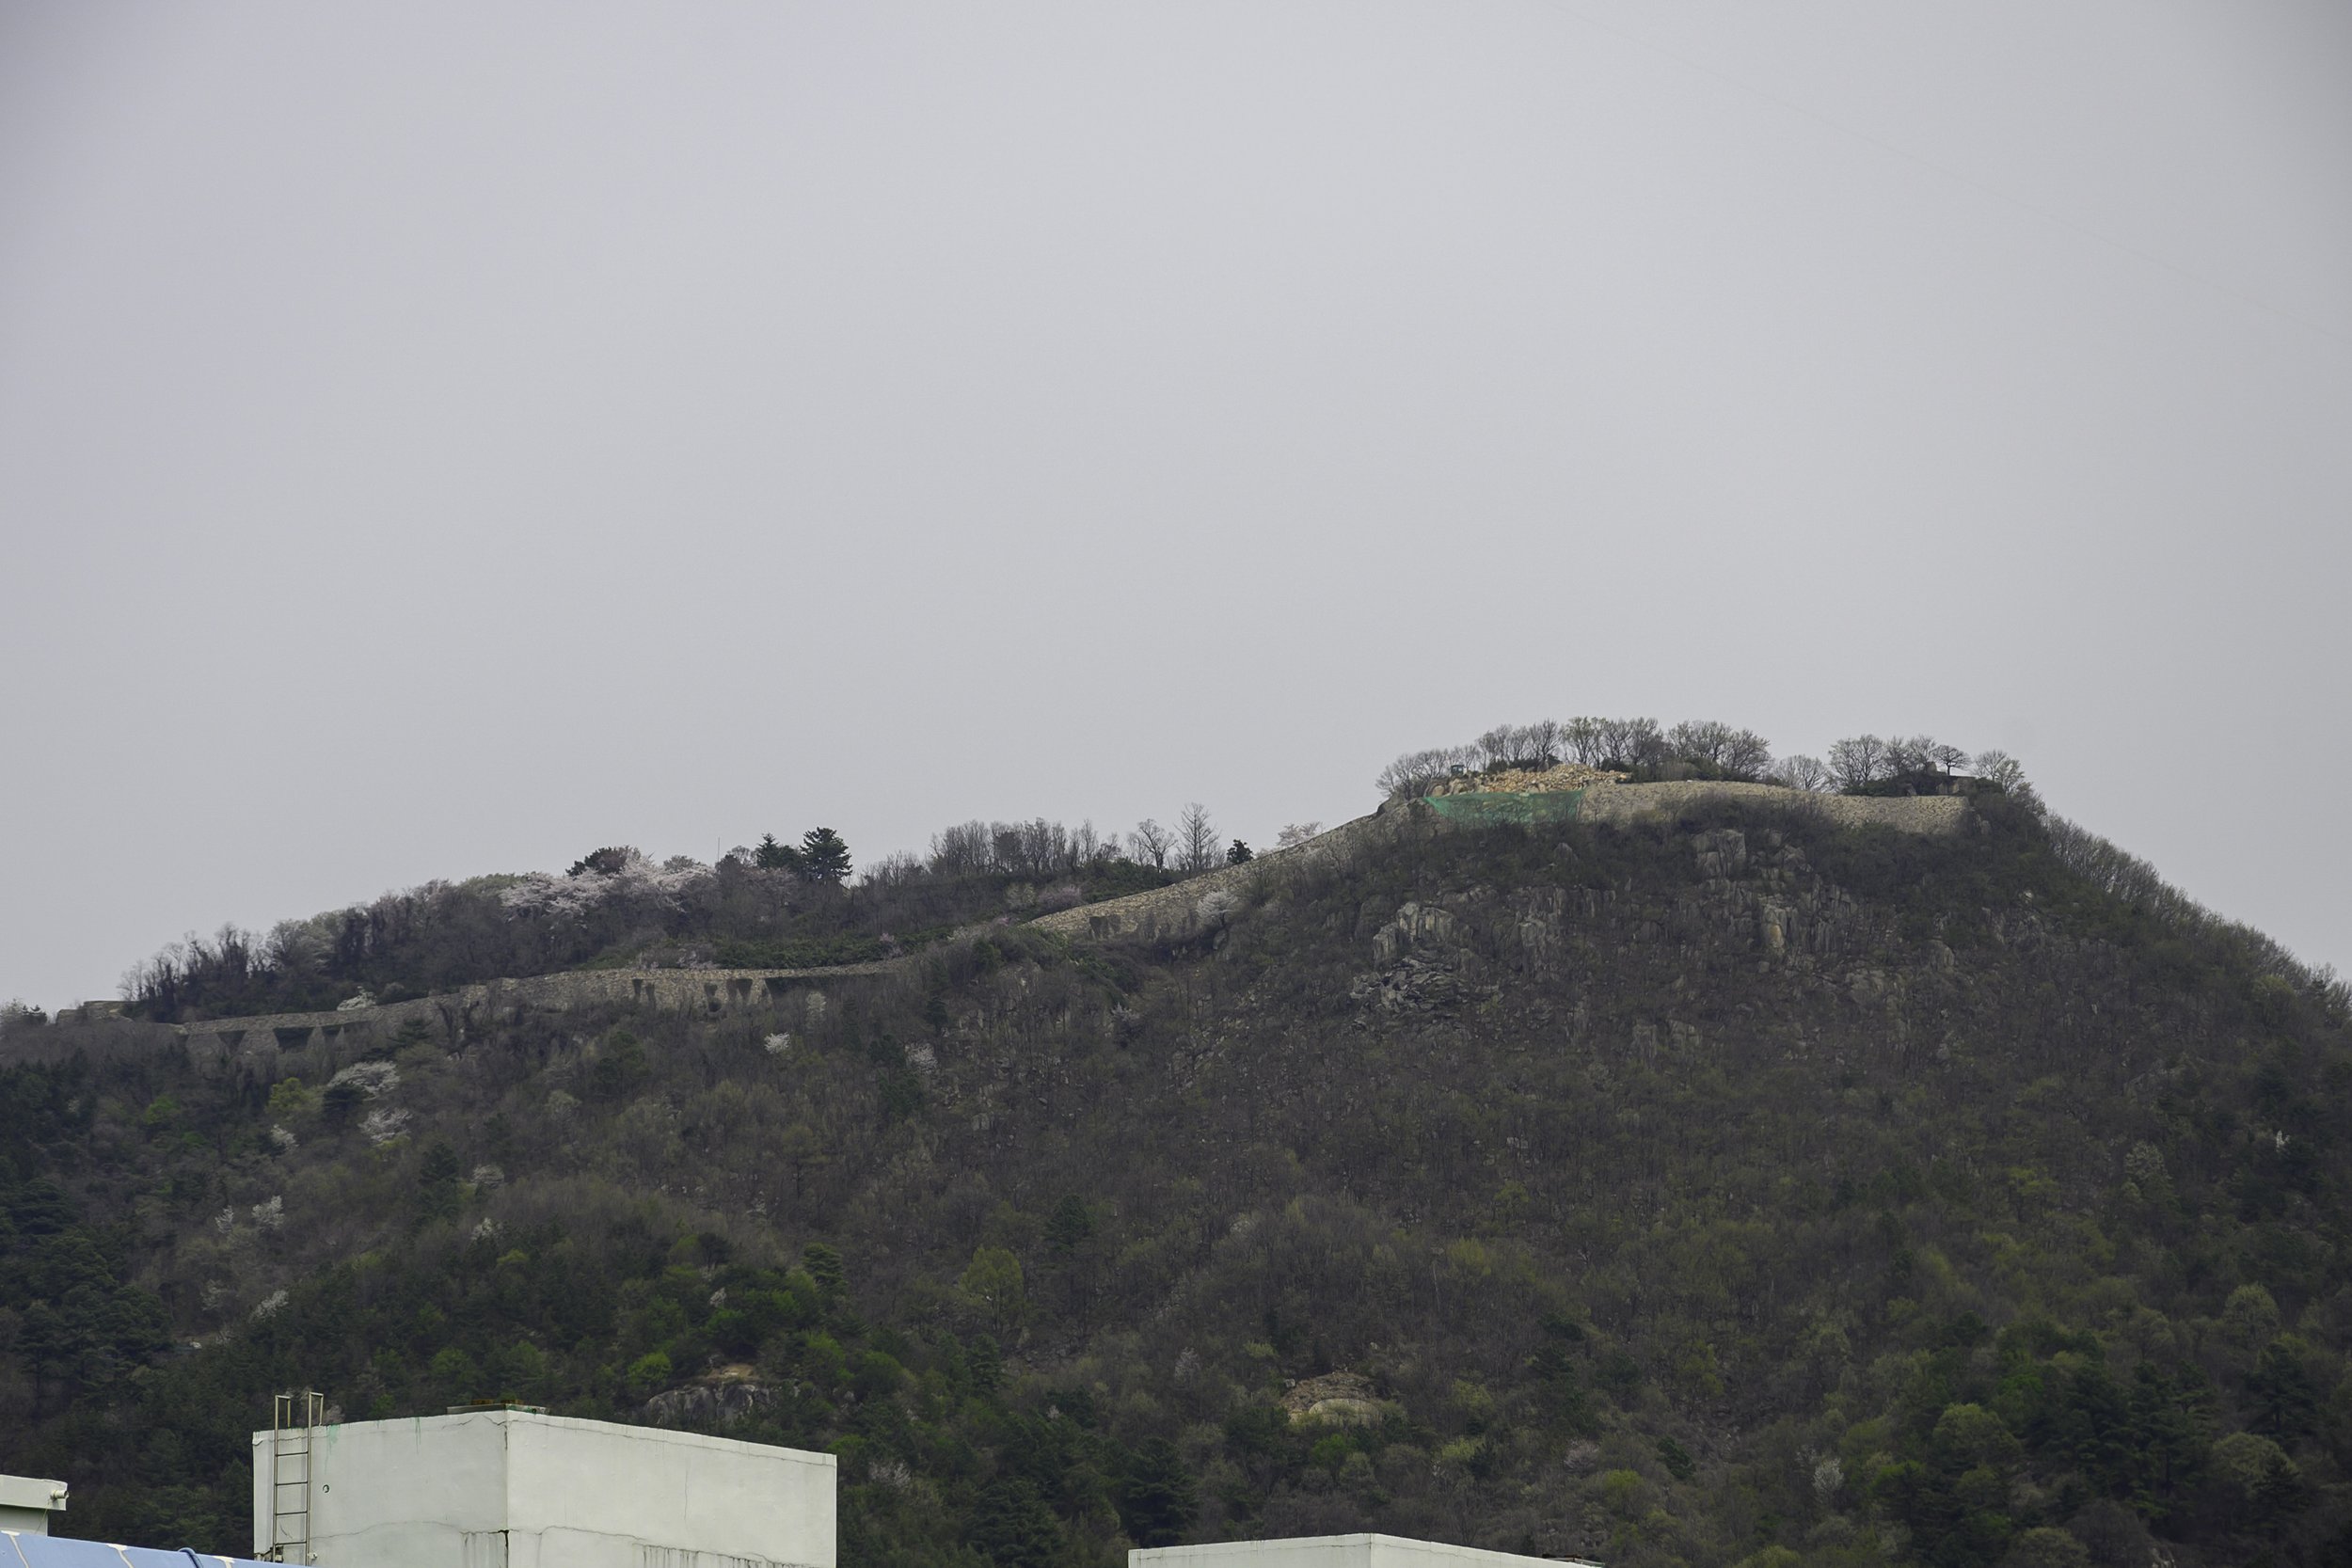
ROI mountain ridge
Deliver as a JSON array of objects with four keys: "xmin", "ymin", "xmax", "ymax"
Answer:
[
  {"xmin": 28, "ymin": 781, "xmax": 1982, "ymax": 1048},
  {"xmin": 3, "ymin": 785, "xmax": 2349, "ymax": 1568}
]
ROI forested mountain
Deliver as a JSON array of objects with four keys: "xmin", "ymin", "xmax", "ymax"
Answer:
[{"xmin": 5, "ymin": 787, "xmax": 2350, "ymax": 1568}]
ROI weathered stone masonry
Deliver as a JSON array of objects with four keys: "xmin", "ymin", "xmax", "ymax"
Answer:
[
  {"xmin": 1026, "ymin": 782, "xmax": 1969, "ymax": 946},
  {"xmin": 172, "ymin": 962, "xmax": 892, "ymax": 1057},
  {"xmin": 168, "ymin": 781, "xmax": 1968, "ymax": 1053}
]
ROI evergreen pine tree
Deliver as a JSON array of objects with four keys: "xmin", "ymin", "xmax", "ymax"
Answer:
[
  {"xmin": 1117, "ymin": 1436, "xmax": 1198, "ymax": 1547},
  {"xmin": 798, "ymin": 827, "xmax": 851, "ymax": 884},
  {"xmin": 969, "ymin": 1477, "xmax": 1057, "ymax": 1568}
]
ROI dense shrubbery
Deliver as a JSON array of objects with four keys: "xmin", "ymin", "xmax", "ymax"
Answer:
[{"xmin": 12, "ymin": 800, "xmax": 2352, "ymax": 1568}]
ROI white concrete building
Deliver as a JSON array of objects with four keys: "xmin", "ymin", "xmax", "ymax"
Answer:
[
  {"xmin": 1133, "ymin": 1534, "xmax": 1598, "ymax": 1568},
  {"xmin": 0, "ymin": 1475, "xmax": 68, "ymax": 1536},
  {"xmin": 248, "ymin": 1410, "xmax": 833, "ymax": 1568}
]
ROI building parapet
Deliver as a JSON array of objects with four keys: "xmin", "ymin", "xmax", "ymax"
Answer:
[{"xmin": 0, "ymin": 1473, "xmax": 68, "ymax": 1536}]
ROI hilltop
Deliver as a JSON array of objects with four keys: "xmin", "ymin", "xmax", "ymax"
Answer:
[{"xmin": 4, "ymin": 723, "xmax": 2350, "ymax": 1568}]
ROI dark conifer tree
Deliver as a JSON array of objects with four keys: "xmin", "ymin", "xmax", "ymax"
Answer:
[{"xmin": 798, "ymin": 827, "xmax": 851, "ymax": 884}]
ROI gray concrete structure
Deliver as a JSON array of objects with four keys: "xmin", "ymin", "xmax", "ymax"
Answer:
[
  {"xmin": 1031, "ymin": 783, "xmax": 1969, "ymax": 946},
  {"xmin": 0, "ymin": 1474, "xmax": 68, "ymax": 1535},
  {"xmin": 1134, "ymin": 1534, "xmax": 1598, "ymax": 1568},
  {"xmin": 249, "ymin": 1410, "xmax": 833, "ymax": 1568}
]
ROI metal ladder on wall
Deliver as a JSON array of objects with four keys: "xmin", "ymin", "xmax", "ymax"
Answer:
[{"xmin": 267, "ymin": 1390, "xmax": 325, "ymax": 1564}]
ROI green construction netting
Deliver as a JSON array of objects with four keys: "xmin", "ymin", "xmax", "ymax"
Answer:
[{"xmin": 1422, "ymin": 789, "xmax": 1588, "ymax": 825}]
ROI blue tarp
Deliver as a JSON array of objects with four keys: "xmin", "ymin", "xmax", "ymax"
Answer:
[{"xmin": 3, "ymin": 1533, "xmax": 275, "ymax": 1568}]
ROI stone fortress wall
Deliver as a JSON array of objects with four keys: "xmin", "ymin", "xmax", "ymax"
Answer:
[
  {"xmin": 1576, "ymin": 780, "xmax": 1967, "ymax": 833},
  {"xmin": 1023, "ymin": 809, "xmax": 1408, "ymax": 944},
  {"xmin": 1025, "ymin": 780, "xmax": 1967, "ymax": 945},
  {"xmin": 156, "ymin": 779, "xmax": 1968, "ymax": 1055},
  {"xmin": 169, "ymin": 960, "xmax": 895, "ymax": 1058}
]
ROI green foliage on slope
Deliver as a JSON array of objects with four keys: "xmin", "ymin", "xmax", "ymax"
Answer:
[{"xmin": 6, "ymin": 800, "xmax": 2352, "ymax": 1568}]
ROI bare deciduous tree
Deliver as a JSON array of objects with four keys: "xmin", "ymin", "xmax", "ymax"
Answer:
[
  {"xmin": 1375, "ymin": 746, "xmax": 1478, "ymax": 800},
  {"xmin": 932, "ymin": 817, "xmax": 1105, "ymax": 877},
  {"xmin": 1563, "ymin": 718, "xmax": 1609, "ymax": 767},
  {"xmin": 1128, "ymin": 818, "xmax": 1174, "ymax": 868},
  {"xmin": 1665, "ymin": 720, "xmax": 1729, "ymax": 765},
  {"xmin": 1972, "ymin": 750, "xmax": 2042, "ymax": 811},
  {"xmin": 1518, "ymin": 719, "xmax": 1563, "ymax": 768},
  {"xmin": 1720, "ymin": 728, "xmax": 1773, "ymax": 779},
  {"xmin": 1826, "ymin": 735, "xmax": 1890, "ymax": 791},
  {"xmin": 1374, "ymin": 752, "xmax": 1429, "ymax": 800},
  {"xmin": 991, "ymin": 825, "xmax": 1025, "ymax": 872},
  {"xmin": 1876, "ymin": 736, "xmax": 1970, "ymax": 785},
  {"xmin": 860, "ymin": 852, "xmax": 923, "ymax": 888},
  {"xmin": 1883, "ymin": 735, "xmax": 1935, "ymax": 778},
  {"xmin": 1595, "ymin": 717, "xmax": 1665, "ymax": 769},
  {"xmin": 1772, "ymin": 754, "xmax": 1835, "ymax": 792},
  {"xmin": 1174, "ymin": 803, "xmax": 1221, "ymax": 874},
  {"xmin": 929, "ymin": 821, "xmax": 992, "ymax": 875},
  {"xmin": 1476, "ymin": 721, "xmax": 1564, "ymax": 770},
  {"xmin": 1013, "ymin": 818, "xmax": 1070, "ymax": 877},
  {"xmin": 1663, "ymin": 720, "xmax": 1772, "ymax": 778},
  {"xmin": 1276, "ymin": 822, "xmax": 1323, "ymax": 848}
]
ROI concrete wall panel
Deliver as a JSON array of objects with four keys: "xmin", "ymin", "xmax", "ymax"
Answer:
[{"xmin": 253, "ymin": 1412, "xmax": 833, "ymax": 1568}]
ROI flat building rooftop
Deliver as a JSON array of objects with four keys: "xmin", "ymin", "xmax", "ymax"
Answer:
[
  {"xmin": 250, "ymin": 1408, "xmax": 834, "ymax": 1568},
  {"xmin": 1134, "ymin": 1534, "xmax": 1600, "ymax": 1568}
]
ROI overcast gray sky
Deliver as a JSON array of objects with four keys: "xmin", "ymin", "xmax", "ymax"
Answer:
[{"xmin": 4, "ymin": 2, "xmax": 2349, "ymax": 1010}]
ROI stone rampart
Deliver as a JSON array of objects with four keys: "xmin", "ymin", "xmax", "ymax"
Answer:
[
  {"xmin": 1572, "ymin": 781, "xmax": 1969, "ymax": 834},
  {"xmin": 172, "ymin": 961, "xmax": 893, "ymax": 1055},
  {"xmin": 164, "ymin": 783, "xmax": 1968, "ymax": 1050},
  {"xmin": 1026, "ymin": 809, "xmax": 1419, "ymax": 943},
  {"xmin": 1029, "ymin": 783, "xmax": 1967, "ymax": 944}
]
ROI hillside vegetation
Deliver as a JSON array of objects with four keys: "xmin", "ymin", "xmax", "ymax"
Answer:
[
  {"xmin": 5, "ymin": 789, "xmax": 2351, "ymax": 1568},
  {"xmin": 113, "ymin": 821, "xmax": 1182, "ymax": 1023}
]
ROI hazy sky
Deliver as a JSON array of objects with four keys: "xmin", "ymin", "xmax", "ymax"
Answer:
[{"xmin": 4, "ymin": 2, "xmax": 2349, "ymax": 1010}]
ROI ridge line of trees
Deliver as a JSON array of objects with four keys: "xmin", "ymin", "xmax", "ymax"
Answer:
[
  {"xmin": 1377, "ymin": 718, "xmax": 2042, "ymax": 809},
  {"xmin": 2045, "ymin": 816, "xmax": 2349, "ymax": 1015},
  {"xmin": 114, "ymin": 803, "xmax": 1248, "ymax": 1023},
  {"xmin": 894, "ymin": 804, "xmax": 1232, "ymax": 882}
]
